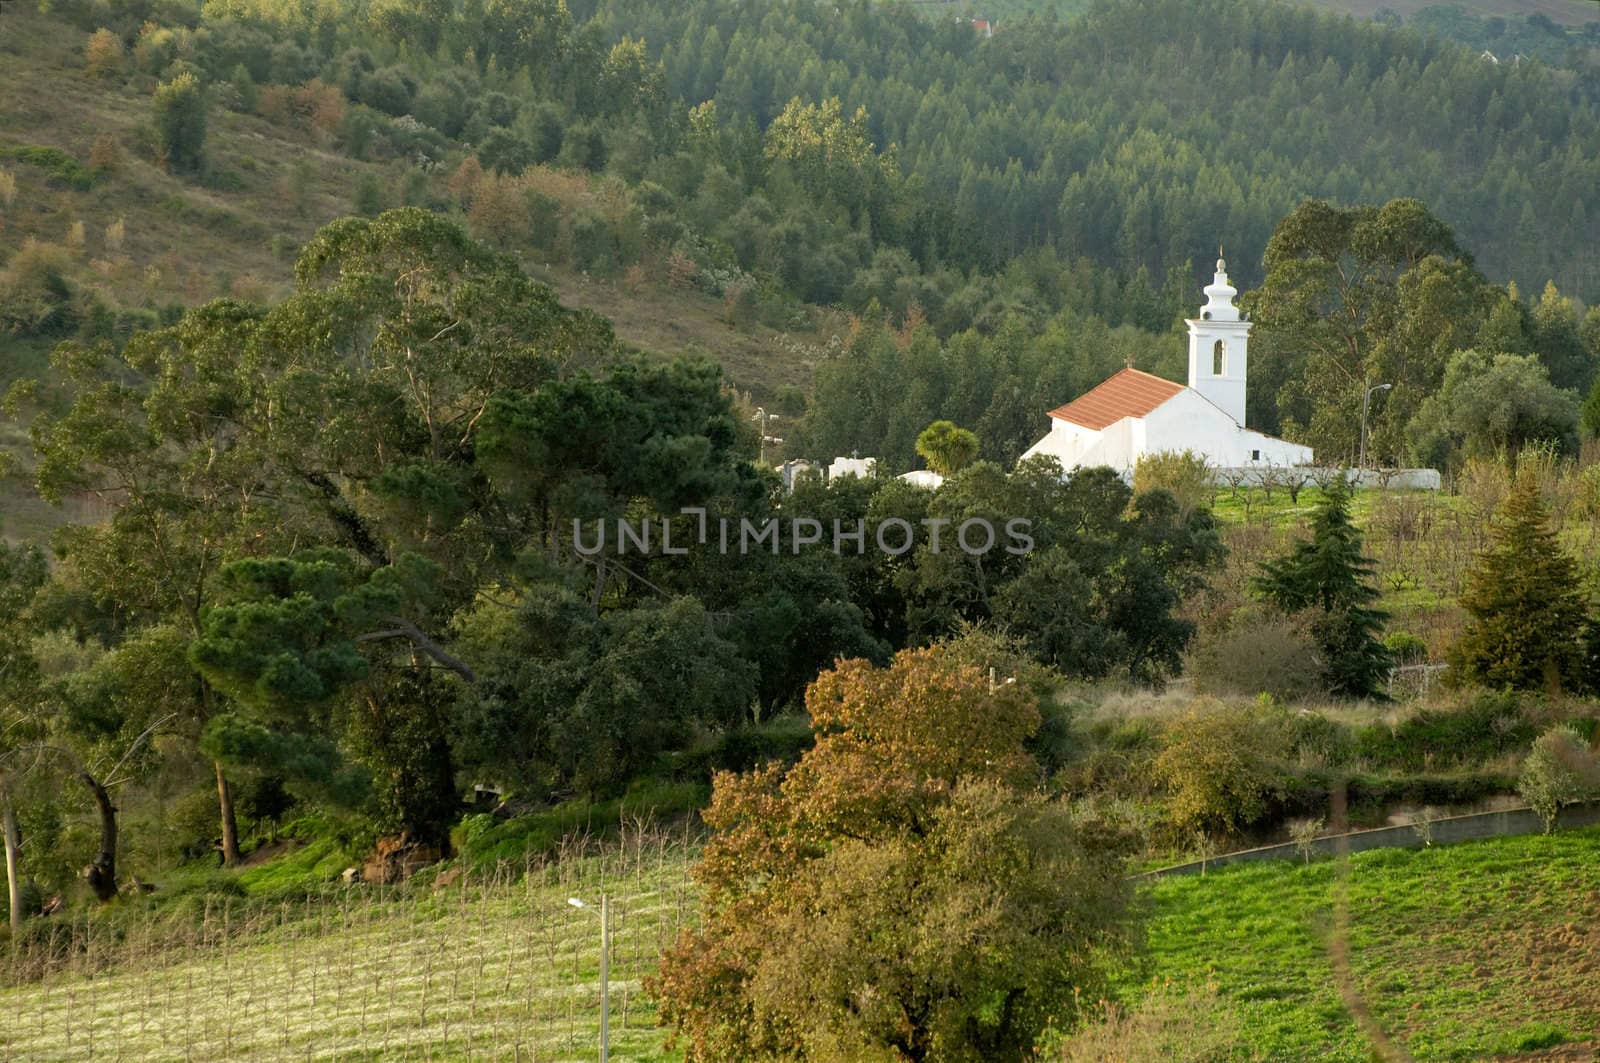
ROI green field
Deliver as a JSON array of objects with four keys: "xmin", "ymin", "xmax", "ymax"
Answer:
[
  {"xmin": 1122, "ymin": 827, "xmax": 1600, "ymax": 1060},
  {"xmin": 5, "ymin": 825, "xmax": 1597, "ymax": 1060}
]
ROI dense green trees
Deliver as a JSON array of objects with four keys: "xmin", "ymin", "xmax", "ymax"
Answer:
[
  {"xmin": 1247, "ymin": 199, "xmax": 1596, "ymax": 467},
  {"xmin": 30, "ymin": 0, "xmax": 1600, "ymax": 472},
  {"xmin": 8, "ymin": 210, "xmax": 1224, "ymax": 900},
  {"xmin": 1407, "ymin": 349, "xmax": 1580, "ymax": 466}
]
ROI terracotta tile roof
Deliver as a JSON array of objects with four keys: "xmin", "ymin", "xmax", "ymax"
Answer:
[{"xmin": 1047, "ymin": 368, "xmax": 1185, "ymax": 430}]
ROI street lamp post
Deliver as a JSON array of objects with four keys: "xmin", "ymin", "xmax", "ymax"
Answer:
[
  {"xmin": 752, "ymin": 407, "xmax": 780, "ymax": 464},
  {"xmin": 1358, "ymin": 382, "xmax": 1392, "ymax": 476},
  {"xmin": 568, "ymin": 894, "xmax": 610, "ymax": 1062}
]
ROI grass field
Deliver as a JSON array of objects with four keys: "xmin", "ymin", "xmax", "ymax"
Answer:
[
  {"xmin": 5, "ymin": 824, "xmax": 1596, "ymax": 1060},
  {"xmin": 1125, "ymin": 826, "xmax": 1600, "ymax": 1060},
  {"xmin": 0, "ymin": 832, "xmax": 697, "ymax": 1061}
]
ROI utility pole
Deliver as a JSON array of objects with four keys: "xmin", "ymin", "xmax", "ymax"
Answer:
[
  {"xmin": 752, "ymin": 407, "xmax": 781, "ymax": 464},
  {"xmin": 568, "ymin": 893, "xmax": 610, "ymax": 1062}
]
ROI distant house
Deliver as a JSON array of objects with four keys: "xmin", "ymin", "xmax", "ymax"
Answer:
[
  {"xmin": 897, "ymin": 470, "xmax": 945, "ymax": 490},
  {"xmin": 971, "ymin": 19, "xmax": 994, "ymax": 38},
  {"xmin": 1019, "ymin": 257, "xmax": 1313, "ymax": 474},
  {"xmin": 828, "ymin": 456, "xmax": 878, "ymax": 481},
  {"xmin": 777, "ymin": 458, "xmax": 818, "ymax": 492}
]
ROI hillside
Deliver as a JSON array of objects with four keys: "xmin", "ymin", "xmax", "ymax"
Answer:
[
  {"xmin": 939, "ymin": 0, "xmax": 1600, "ymax": 30},
  {"xmin": 5, "ymin": 824, "xmax": 1595, "ymax": 1060},
  {"xmin": 0, "ymin": 6, "xmax": 829, "ymax": 402}
]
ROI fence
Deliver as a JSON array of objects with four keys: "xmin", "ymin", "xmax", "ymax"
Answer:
[{"xmin": 1138, "ymin": 801, "xmax": 1600, "ymax": 879}]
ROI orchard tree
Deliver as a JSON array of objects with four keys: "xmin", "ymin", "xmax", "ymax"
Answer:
[
  {"xmin": 652, "ymin": 643, "xmax": 1132, "ymax": 1062},
  {"xmin": 1254, "ymin": 476, "xmax": 1392, "ymax": 698},
  {"xmin": 1451, "ymin": 474, "xmax": 1591, "ymax": 693}
]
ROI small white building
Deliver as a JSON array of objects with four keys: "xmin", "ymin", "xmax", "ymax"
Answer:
[
  {"xmin": 827, "ymin": 456, "xmax": 878, "ymax": 481},
  {"xmin": 777, "ymin": 458, "xmax": 819, "ymax": 492},
  {"xmin": 1019, "ymin": 257, "xmax": 1312, "ymax": 473},
  {"xmin": 897, "ymin": 469, "xmax": 945, "ymax": 489}
]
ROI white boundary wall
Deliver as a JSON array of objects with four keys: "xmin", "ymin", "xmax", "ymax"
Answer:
[{"xmin": 1209, "ymin": 467, "xmax": 1441, "ymax": 491}]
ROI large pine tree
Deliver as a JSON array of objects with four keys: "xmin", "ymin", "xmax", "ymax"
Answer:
[
  {"xmin": 1254, "ymin": 476, "xmax": 1392, "ymax": 698},
  {"xmin": 1451, "ymin": 476, "xmax": 1591, "ymax": 693}
]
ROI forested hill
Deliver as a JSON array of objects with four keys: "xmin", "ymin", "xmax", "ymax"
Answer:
[{"xmin": 589, "ymin": 0, "xmax": 1600, "ymax": 300}]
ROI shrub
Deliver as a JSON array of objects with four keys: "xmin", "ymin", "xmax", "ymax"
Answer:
[
  {"xmin": 0, "ymin": 238, "xmax": 77, "ymax": 336},
  {"xmin": 522, "ymin": 189, "xmax": 561, "ymax": 251},
  {"xmin": 566, "ymin": 208, "xmax": 618, "ymax": 275},
  {"xmin": 1354, "ymin": 692, "xmax": 1534, "ymax": 772},
  {"xmin": 1518, "ymin": 725, "xmax": 1600, "ymax": 831},
  {"xmin": 1286, "ymin": 710, "xmax": 1356, "ymax": 769},
  {"xmin": 446, "ymin": 155, "xmax": 482, "ymax": 208},
  {"xmin": 466, "ymin": 172, "xmax": 528, "ymax": 247},
  {"xmin": 1384, "ymin": 630, "xmax": 1429, "ymax": 665},
  {"xmin": 165, "ymin": 788, "xmax": 226, "ymax": 861},
  {"xmin": 87, "ymin": 133, "xmax": 121, "ymax": 173},
  {"xmin": 1153, "ymin": 699, "xmax": 1291, "ymax": 836},
  {"xmin": 1189, "ymin": 606, "xmax": 1321, "ymax": 702},
  {"xmin": 353, "ymin": 173, "xmax": 384, "ymax": 217},
  {"xmin": 7, "ymin": 145, "xmax": 93, "ymax": 190},
  {"xmin": 105, "ymin": 217, "xmax": 126, "ymax": 252},
  {"xmin": 0, "ymin": 168, "xmax": 14, "ymax": 208},
  {"xmin": 1133, "ymin": 449, "xmax": 1213, "ymax": 519}
]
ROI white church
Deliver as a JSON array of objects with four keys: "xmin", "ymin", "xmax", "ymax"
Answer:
[{"xmin": 1020, "ymin": 257, "xmax": 1313, "ymax": 473}]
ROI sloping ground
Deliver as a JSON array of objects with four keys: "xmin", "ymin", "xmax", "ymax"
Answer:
[
  {"xmin": 0, "ymin": 6, "xmax": 830, "ymax": 546},
  {"xmin": 1296, "ymin": 0, "xmax": 1600, "ymax": 27},
  {"xmin": 6, "ymin": 827, "xmax": 1597, "ymax": 1060},
  {"xmin": 0, "ymin": 7, "xmax": 825, "ymax": 400},
  {"xmin": 0, "ymin": 841, "xmax": 696, "ymax": 1061},
  {"xmin": 1128, "ymin": 827, "xmax": 1600, "ymax": 1060}
]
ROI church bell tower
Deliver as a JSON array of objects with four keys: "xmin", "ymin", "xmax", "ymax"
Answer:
[{"xmin": 1185, "ymin": 256, "xmax": 1251, "ymax": 427}]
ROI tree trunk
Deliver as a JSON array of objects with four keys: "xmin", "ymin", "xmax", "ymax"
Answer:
[
  {"xmin": 81, "ymin": 772, "xmax": 118, "ymax": 902},
  {"xmin": 216, "ymin": 761, "xmax": 241, "ymax": 867},
  {"xmin": 3, "ymin": 800, "xmax": 22, "ymax": 936}
]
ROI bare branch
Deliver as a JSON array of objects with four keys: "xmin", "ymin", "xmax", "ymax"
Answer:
[{"xmin": 357, "ymin": 616, "xmax": 477, "ymax": 683}]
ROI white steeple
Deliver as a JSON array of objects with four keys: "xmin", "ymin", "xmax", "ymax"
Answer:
[{"xmin": 1186, "ymin": 254, "xmax": 1251, "ymax": 427}]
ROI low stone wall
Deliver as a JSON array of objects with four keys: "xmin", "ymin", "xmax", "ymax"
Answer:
[
  {"xmin": 1138, "ymin": 801, "xmax": 1600, "ymax": 879},
  {"xmin": 1208, "ymin": 467, "xmax": 1442, "ymax": 490}
]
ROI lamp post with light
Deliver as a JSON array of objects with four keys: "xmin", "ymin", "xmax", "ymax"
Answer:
[
  {"xmin": 568, "ymin": 894, "xmax": 609, "ymax": 1062},
  {"xmin": 1358, "ymin": 382, "xmax": 1392, "ymax": 474}
]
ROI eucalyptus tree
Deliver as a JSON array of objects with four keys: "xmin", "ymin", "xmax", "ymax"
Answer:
[
  {"xmin": 28, "ymin": 300, "xmax": 309, "ymax": 866},
  {"xmin": 0, "ymin": 541, "xmax": 46, "ymax": 928}
]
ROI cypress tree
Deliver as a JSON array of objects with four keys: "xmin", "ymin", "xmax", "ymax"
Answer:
[
  {"xmin": 1451, "ymin": 475, "xmax": 1590, "ymax": 692},
  {"xmin": 1254, "ymin": 476, "xmax": 1392, "ymax": 698}
]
